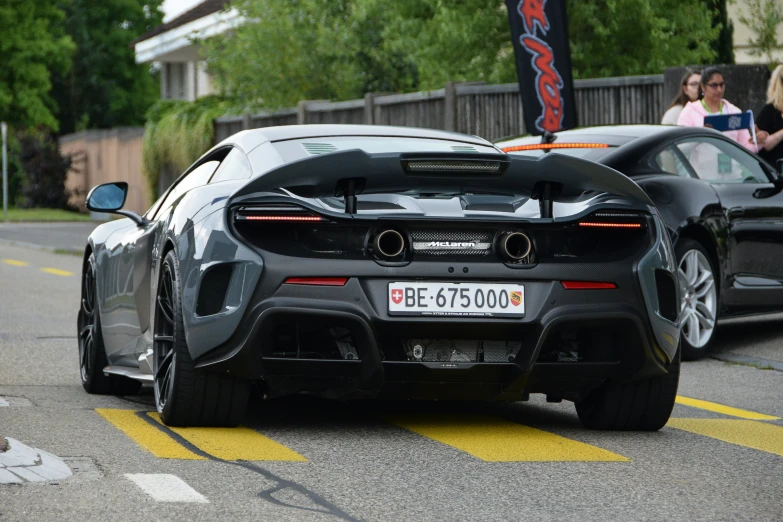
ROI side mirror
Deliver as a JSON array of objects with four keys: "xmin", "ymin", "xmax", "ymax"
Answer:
[
  {"xmin": 86, "ymin": 182, "xmax": 128, "ymax": 212},
  {"xmin": 85, "ymin": 182, "xmax": 148, "ymax": 226}
]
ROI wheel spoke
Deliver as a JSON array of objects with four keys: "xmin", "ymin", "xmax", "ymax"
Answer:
[
  {"xmin": 686, "ymin": 313, "xmax": 700, "ymax": 345},
  {"xmin": 693, "ymin": 269, "xmax": 712, "ymax": 288},
  {"xmin": 82, "ymin": 333, "xmax": 92, "ymax": 371},
  {"xmin": 685, "ymin": 251, "xmax": 698, "ymax": 285},
  {"xmin": 155, "ymin": 349, "xmax": 174, "ymax": 379},
  {"xmin": 695, "ymin": 301, "xmax": 715, "ymax": 322},
  {"xmin": 80, "ymin": 325, "xmax": 91, "ymax": 339},
  {"xmin": 157, "ymin": 296, "xmax": 174, "ymax": 325},
  {"xmin": 694, "ymin": 309, "xmax": 715, "ymax": 329},
  {"xmin": 694, "ymin": 278, "xmax": 714, "ymax": 298}
]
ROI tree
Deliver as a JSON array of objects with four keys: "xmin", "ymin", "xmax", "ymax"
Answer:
[
  {"xmin": 204, "ymin": 0, "xmax": 720, "ymax": 107},
  {"xmin": 707, "ymin": 0, "xmax": 735, "ymax": 64},
  {"xmin": 735, "ymin": 0, "xmax": 783, "ymax": 64},
  {"xmin": 567, "ymin": 0, "xmax": 719, "ymax": 78},
  {"xmin": 0, "ymin": 1, "xmax": 74, "ymax": 130},
  {"xmin": 52, "ymin": 0, "xmax": 164, "ymax": 134}
]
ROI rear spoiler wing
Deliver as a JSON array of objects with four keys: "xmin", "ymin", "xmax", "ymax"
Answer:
[{"xmin": 232, "ymin": 149, "xmax": 652, "ymax": 215}]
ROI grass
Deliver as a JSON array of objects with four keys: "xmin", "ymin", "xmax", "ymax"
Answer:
[{"xmin": 1, "ymin": 207, "xmax": 91, "ymax": 222}]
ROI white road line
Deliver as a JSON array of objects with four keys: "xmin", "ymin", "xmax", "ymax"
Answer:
[
  {"xmin": 0, "ymin": 397, "xmax": 8, "ymax": 407},
  {"xmin": 125, "ymin": 474, "xmax": 209, "ymax": 503}
]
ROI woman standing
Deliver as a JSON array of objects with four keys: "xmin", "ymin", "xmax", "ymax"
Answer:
[
  {"xmin": 677, "ymin": 66, "xmax": 768, "ymax": 151},
  {"xmin": 661, "ymin": 69, "xmax": 701, "ymax": 125},
  {"xmin": 756, "ymin": 65, "xmax": 783, "ymax": 166}
]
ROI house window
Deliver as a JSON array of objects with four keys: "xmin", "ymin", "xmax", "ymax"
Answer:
[{"xmin": 165, "ymin": 63, "xmax": 187, "ymax": 100}]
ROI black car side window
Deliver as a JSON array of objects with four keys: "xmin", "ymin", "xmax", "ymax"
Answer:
[
  {"xmin": 675, "ymin": 138, "xmax": 769, "ymax": 184},
  {"xmin": 209, "ymin": 148, "xmax": 252, "ymax": 184},
  {"xmin": 654, "ymin": 146, "xmax": 692, "ymax": 177}
]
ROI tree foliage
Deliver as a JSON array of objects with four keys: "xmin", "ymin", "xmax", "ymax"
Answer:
[
  {"xmin": 567, "ymin": 0, "xmax": 718, "ymax": 78},
  {"xmin": 15, "ymin": 130, "xmax": 73, "ymax": 209},
  {"xmin": 205, "ymin": 0, "xmax": 720, "ymax": 107},
  {"xmin": 0, "ymin": 1, "xmax": 74, "ymax": 130},
  {"xmin": 53, "ymin": 0, "xmax": 164, "ymax": 134},
  {"xmin": 142, "ymin": 96, "xmax": 235, "ymax": 199},
  {"xmin": 735, "ymin": 0, "xmax": 783, "ymax": 64},
  {"xmin": 707, "ymin": 0, "xmax": 735, "ymax": 64}
]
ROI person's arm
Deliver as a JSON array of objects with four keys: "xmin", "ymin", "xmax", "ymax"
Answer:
[
  {"xmin": 676, "ymin": 104, "xmax": 699, "ymax": 127},
  {"xmin": 661, "ymin": 106, "xmax": 680, "ymax": 125},
  {"xmin": 757, "ymin": 104, "xmax": 783, "ymax": 151}
]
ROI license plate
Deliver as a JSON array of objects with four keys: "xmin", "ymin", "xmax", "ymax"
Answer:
[{"xmin": 388, "ymin": 282, "xmax": 524, "ymax": 317}]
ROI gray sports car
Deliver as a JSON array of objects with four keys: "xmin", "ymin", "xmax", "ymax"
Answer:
[{"xmin": 79, "ymin": 125, "xmax": 681, "ymax": 430}]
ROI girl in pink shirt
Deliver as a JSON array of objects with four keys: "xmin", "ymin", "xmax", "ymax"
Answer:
[{"xmin": 677, "ymin": 67, "xmax": 768, "ymax": 152}]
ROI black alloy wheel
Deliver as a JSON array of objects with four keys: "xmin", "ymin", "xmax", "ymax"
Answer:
[
  {"xmin": 153, "ymin": 259, "xmax": 177, "ymax": 413},
  {"xmin": 78, "ymin": 252, "xmax": 140, "ymax": 395},
  {"xmin": 153, "ymin": 250, "xmax": 249, "ymax": 427}
]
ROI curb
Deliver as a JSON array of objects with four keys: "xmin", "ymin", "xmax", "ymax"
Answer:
[
  {"xmin": 710, "ymin": 352, "xmax": 783, "ymax": 372},
  {"xmin": 0, "ymin": 238, "xmax": 82, "ymax": 256}
]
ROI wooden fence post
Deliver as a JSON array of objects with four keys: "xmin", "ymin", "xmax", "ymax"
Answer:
[
  {"xmin": 444, "ymin": 82, "xmax": 457, "ymax": 131},
  {"xmin": 297, "ymin": 100, "xmax": 309, "ymax": 125},
  {"xmin": 364, "ymin": 93, "xmax": 375, "ymax": 125}
]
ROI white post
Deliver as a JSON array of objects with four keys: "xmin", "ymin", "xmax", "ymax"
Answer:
[{"xmin": 2, "ymin": 122, "xmax": 7, "ymax": 219}]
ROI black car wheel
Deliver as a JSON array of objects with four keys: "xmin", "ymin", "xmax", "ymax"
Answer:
[
  {"xmin": 153, "ymin": 250, "xmax": 249, "ymax": 427},
  {"xmin": 78, "ymin": 253, "xmax": 141, "ymax": 395},
  {"xmin": 575, "ymin": 347, "xmax": 680, "ymax": 431},
  {"xmin": 675, "ymin": 238, "xmax": 718, "ymax": 360}
]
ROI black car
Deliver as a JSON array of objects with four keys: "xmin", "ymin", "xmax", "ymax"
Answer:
[
  {"xmin": 497, "ymin": 125, "xmax": 783, "ymax": 359},
  {"xmin": 80, "ymin": 125, "xmax": 681, "ymax": 430}
]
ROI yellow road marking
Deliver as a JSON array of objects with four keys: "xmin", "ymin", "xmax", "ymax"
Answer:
[
  {"xmin": 386, "ymin": 414, "xmax": 629, "ymax": 462},
  {"xmin": 2, "ymin": 259, "xmax": 29, "ymax": 267},
  {"xmin": 41, "ymin": 267, "xmax": 74, "ymax": 277},
  {"xmin": 148, "ymin": 412, "xmax": 307, "ymax": 462},
  {"xmin": 668, "ymin": 419, "xmax": 783, "ymax": 457},
  {"xmin": 96, "ymin": 409, "xmax": 206, "ymax": 460},
  {"xmin": 675, "ymin": 396, "xmax": 779, "ymax": 420}
]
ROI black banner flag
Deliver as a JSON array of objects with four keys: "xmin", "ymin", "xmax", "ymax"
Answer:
[{"xmin": 505, "ymin": 0, "xmax": 577, "ymax": 135}]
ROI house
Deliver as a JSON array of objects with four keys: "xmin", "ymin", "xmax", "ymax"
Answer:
[
  {"xmin": 728, "ymin": 1, "xmax": 783, "ymax": 64},
  {"xmin": 132, "ymin": 0, "xmax": 240, "ymax": 101}
]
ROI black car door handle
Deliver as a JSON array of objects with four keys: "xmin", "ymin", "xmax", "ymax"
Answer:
[{"xmin": 728, "ymin": 207, "xmax": 745, "ymax": 217}]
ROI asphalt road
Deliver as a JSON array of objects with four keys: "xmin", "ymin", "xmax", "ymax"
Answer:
[{"xmin": 1, "ymin": 242, "xmax": 782, "ymax": 521}]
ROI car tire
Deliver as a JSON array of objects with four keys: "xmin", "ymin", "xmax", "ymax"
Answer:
[
  {"xmin": 675, "ymin": 238, "xmax": 718, "ymax": 360},
  {"xmin": 78, "ymin": 252, "xmax": 142, "ymax": 395},
  {"xmin": 575, "ymin": 347, "xmax": 680, "ymax": 431},
  {"xmin": 154, "ymin": 250, "xmax": 249, "ymax": 427}
]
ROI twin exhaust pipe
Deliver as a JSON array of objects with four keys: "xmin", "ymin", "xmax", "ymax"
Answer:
[
  {"xmin": 371, "ymin": 228, "xmax": 532, "ymax": 262},
  {"xmin": 372, "ymin": 229, "xmax": 406, "ymax": 260}
]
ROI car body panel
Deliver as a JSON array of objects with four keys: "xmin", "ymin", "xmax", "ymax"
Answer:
[{"xmin": 496, "ymin": 124, "xmax": 783, "ymax": 318}]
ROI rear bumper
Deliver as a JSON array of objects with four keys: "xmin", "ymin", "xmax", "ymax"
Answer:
[
  {"xmin": 195, "ymin": 280, "xmax": 671, "ymax": 401},
  {"xmin": 193, "ymin": 212, "xmax": 680, "ymax": 401}
]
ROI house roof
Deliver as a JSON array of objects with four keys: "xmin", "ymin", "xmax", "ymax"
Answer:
[{"xmin": 132, "ymin": 0, "xmax": 230, "ymax": 45}]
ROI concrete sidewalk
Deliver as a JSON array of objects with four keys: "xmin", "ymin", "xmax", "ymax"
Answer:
[{"xmin": 0, "ymin": 222, "xmax": 99, "ymax": 254}]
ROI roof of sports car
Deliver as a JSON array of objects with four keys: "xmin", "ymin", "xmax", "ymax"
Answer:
[{"xmin": 221, "ymin": 125, "xmax": 496, "ymax": 153}]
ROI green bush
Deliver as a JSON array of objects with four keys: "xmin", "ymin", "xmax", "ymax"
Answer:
[
  {"xmin": 16, "ymin": 130, "xmax": 73, "ymax": 209},
  {"xmin": 142, "ymin": 96, "xmax": 238, "ymax": 199}
]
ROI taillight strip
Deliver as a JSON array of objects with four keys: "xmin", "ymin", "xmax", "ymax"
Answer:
[
  {"xmin": 502, "ymin": 143, "xmax": 609, "ymax": 152},
  {"xmin": 241, "ymin": 215, "xmax": 323, "ymax": 222},
  {"xmin": 285, "ymin": 277, "xmax": 349, "ymax": 286},
  {"xmin": 562, "ymin": 281, "xmax": 617, "ymax": 290},
  {"xmin": 578, "ymin": 222, "xmax": 642, "ymax": 228}
]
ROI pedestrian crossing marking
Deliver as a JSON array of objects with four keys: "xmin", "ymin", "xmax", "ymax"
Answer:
[
  {"xmin": 667, "ymin": 419, "xmax": 783, "ymax": 457},
  {"xmin": 2, "ymin": 259, "xmax": 29, "ymax": 267},
  {"xmin": 147, "ymin": 412, "xmax": 307, "ymax": 462},
  {"xmin": 40, "ymin": 267, "xmax": 74, "ymax": 277},
  {"xmin": 675, "ymin": 396, "xmax": 780, "ymax": 420},
  {"xmin": 385, "ymin": 414, "xmax": 630, "ymax": 462},
  {"xmin": 96, "ymin": 409, "xmax": 206, "ymax": 460}
]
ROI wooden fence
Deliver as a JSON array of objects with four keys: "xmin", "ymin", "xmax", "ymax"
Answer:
[{"xmin": 215, "ymin": 74, "xmax": 664, "ymax": 144}]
